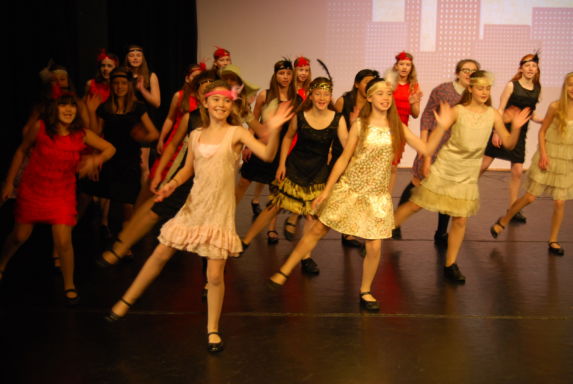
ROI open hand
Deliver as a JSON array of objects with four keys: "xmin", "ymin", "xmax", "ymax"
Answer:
[{"xmin": 433, "ymin": 101, "xmax": 455, "ymax": 130}]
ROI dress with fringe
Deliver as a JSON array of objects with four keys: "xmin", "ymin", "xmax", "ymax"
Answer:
[
  {"xmin": 158, "ymin": 126, "xmax": 243, "ymax": 259},
  {"xmin": 410, "ymin": 105, "xmax": 495, "ymax": 217},
  {"xmin": 317, "ymin": 123, "xmax": 394, "ymax": 239},
  {"xmin": 526, "ymin": 118, "xmax": 573, "ymax": 200},
  {"xmin": 269, "ymin": 111, "xmax": 341, "ymax": 215}
]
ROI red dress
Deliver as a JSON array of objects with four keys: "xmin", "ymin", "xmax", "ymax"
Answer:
[
  {"xmin": 15, "ymin": 121, "xmax": 86, "ymax": 226},
  {"xmin": 87, "ymin": 79, "xmax": 111, "ymax": 103},
  {"xmin": 392, "ymin": 82, "xmax": 418, "ymax": 165}
]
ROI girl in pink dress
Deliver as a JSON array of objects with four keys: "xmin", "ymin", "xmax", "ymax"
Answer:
[
  {"xmin": 0, "ymin": 94, "xmax": 115, "ymax": 305},
  {"xmin": 105, "ymin": 81, "xmax": 293, "ymax": 353}
]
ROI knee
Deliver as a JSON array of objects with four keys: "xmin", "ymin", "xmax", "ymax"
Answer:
[
  {"xmin": 525, "ymin": 193, "xmax": 537, "ymax": 204},
  {"xmin": 207, "ymin": 268, "xmax": 225, "ymax": 286},
  {"xmin": 554, "ymin": 200, "xmax": 565, "ymax": 209},
  {"xmin": 9, "ymin": 231, "xmax": 29, "ymax": 247},
  {"xmin": 365, "ymin": 240, "xmax": 381, "ymax": 256},
  {"xmin": 310, "ymin": 222, "xmax": 329, "ymax": 238},
  {"xmin": 451, "ymin": 217, "xmax": 467, "ymax": 229},
  {"xmin": 511, "ymin": 165, "xmax": 523, "ymax": 178}
]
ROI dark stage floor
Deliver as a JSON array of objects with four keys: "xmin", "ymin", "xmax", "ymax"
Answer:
[{"xmin": 1, "ymin": 170, "xmax": 572, "ymax": 384}]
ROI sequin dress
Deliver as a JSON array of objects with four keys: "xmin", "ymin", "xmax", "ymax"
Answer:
[
  {"xmin": 410, "ymin": 105, "xmax": 495, "ymax": 217},
  {"xmin": 526, "ymin": 119, "xmax": 573, "ymax": 200},
  {"xmin": 15, "ymin": 121, "xmax": 86, "ymax": 226},
  {"xmin": 317, "ymin": 122, "xmax": 394, "ymax": 239},
  {"xmin": 158, "ymin": 126, "xmax": 243, "ymax": 259}
]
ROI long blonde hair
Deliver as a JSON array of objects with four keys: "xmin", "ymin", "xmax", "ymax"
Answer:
[
  {"xmin": 358, "ymin": 79, "xmax": 404, "ymax": 156},
  {"xmin": 555, "ymin": 72, "xmax": 573, "ymax": 136}
]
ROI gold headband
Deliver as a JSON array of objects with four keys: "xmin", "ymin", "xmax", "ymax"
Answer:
[{"xmin": 309, "ymin": 82, "xmax": 332, "ymax": 92}]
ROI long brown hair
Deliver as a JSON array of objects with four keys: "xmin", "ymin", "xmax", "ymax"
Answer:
[
  {"xmin": 199, "ymin": 81, "xmax": 241, "ymax": 128},
  {"xmin": 298, "ymin": 77, "xmax": 336, "ymax": 112},
  {"xmin": 180, "ymin": 69, "xmax": 216, "ymax": 114},
  {"xmin": 392, "ymin": 52, "xmax": 419, "ymax": 94},
  {"xmin": 124, "ymin": 44, "xmax": 151, "ymax": 89},
  {"xmin": 358, "ymin": 79, "xmax": 404, "ymax": 157},
  {"xmin": 45, "ymin": 94, "xmax": 84, "ymax": 137},
  {"xmin": 458, "ymin": 70, "xmax": 493, "ymax": 107},
  {"xmin": 511, "ymin": 53, "xmax": 541, "ymax": 86},
  {"xmin": 265, "ymin": 60, "xmax": 297, "ymax": 106},
  {"xmin": 105, "ymin": 67, "xmax": 138, "ymax": 114}
]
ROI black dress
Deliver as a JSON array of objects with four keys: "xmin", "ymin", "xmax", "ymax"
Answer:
[
  {"xmin": 96, "ymin": 102, "xmax": 147, "ymax": 204},
  {"xmin": 331, "ymin": 92, "xmax": 354, "ymax": 165},
  {"xmin": 269, "ymin": 111, "xmax": 341, "ymax": 215},
  {"xmin": 240, "ymin": 98, "xmax": 297, "ymax": 183},
  {"xmin": 484, "ymin": 80, "xmax": 540, "ymax": 164}
]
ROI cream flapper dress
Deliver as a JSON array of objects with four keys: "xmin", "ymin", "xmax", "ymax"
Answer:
[
  {"xmin": 317, "ymin": 123, "xmax": 394, "ymax": 239},
  {"xmin": 158, "ymin": 126, "xmax": 243, "ymax": 259},
  {"xmin": 526, "ymin": 119, "xmax": 573, "ymax": 200},
  {"xmin": 410, "ymin": 105, "xmax": 495, "ymax": 217}
]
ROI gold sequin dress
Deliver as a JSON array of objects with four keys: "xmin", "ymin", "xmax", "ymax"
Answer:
[
  {"xmin": 526, "ymin": 118, "xmax": 573, "ymax": 200},
  {"xmin": 410, "ymin": 105, "xmax": 495, "ymax": 217},
  {"xmin": 317, "ymin": 123, "xmax": 394, "ymax": 239}
]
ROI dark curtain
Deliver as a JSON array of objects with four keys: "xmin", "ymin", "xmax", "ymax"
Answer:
[{"xmin": 3, "ymin": 0, "xmax": 197, "ymax": 177}]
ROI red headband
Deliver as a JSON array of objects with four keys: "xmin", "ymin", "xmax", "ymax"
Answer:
[
  {"xmin": 294, "ymin": 57, "xmax": 310, "ymax": 67},
  {"xmin": 214, "ymin": 47, "xmax": 231, "ymax": 60},
  {"xmin": 395, "ymin": 51, "xmax": 412, "ymax": 61},
  {"xmin": 97, "ymin": 49, "xmax": 118, "ymax": 66}
]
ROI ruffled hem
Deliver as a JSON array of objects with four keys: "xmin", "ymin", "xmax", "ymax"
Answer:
[
  {"xmin": 545, "ymin": 141, "xmax": 573, "ymax": 160},
  {"xmin": 410, "ymin": 185, "xmax": 479, "ymax": 217},
  {"xmin": 158, "ymin": 222, "xmax": 242, "ymax": 259},
  {"xmin": 528, "ymin": 153, "xmax": 573, "ymax": 190},
  {"xmin": 421, "ymin": 173, "xmax": 480, "ymax": 201},
  {"xmin": 269, "ymin": 178, "xmax": 324, "ymax": 215},
  {"xmin": 526, "ymin": 179, "xmax": 573, "ymax": 201}
]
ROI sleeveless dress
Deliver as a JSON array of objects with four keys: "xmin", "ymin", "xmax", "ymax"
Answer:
[
  {"xmin": 411, "ymin": 105, "xmax": 495, "ymax": 217},
  {"xmin": 317, "ymin": 123, "xmax": 394, "ymax": 239},
  {"xmin": 15, "ymin": 121, "xmax": 86, "ymax": 226},
  {"xmin": 240, "ymin": 98, "xmax": 290, "ymax": 183},
  {"xmin": 96, "ymin": 102, "xmax": 147, "ymax": 204},
  {"xmin": 158, "ymin": 126, "xmax": 243, "ymax": 259},
  {"xmin": 484, "ymin": 80, "xmax": 540, "ymax": 163},
  {"xmin": 526, "ymin": 119, "xmax": 573, "ymax": 200},
  {"xmin": 269, "ymin": 111, "xmax": 341, "ymax": 215}
]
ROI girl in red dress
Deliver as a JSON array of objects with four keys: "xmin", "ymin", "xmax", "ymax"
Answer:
[{"xmin": 0, "ymin": 94, "xmax": 115, "ymax": 305}]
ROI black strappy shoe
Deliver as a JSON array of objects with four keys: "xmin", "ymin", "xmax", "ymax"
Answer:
[
  {"xmin": 207, "ymin": 332, "xmax": 224, "ymax": 353},
  {"xmin": 490, "ymin": 217, "xmax": 506, "ymax": 239},
  {"xmin": 359, "ymin": 292, "xmax": 380, "ymax": 312},
  {"xmin": 105, "ymin": 298, "xmax": 133, "ymax": 322},
  {"xmin": 548, "ymin": 242, "xmax": 565, "ymax": 256},
  {"xmin": 267, "ymin": 271, "xmax": 289, "ymax": 291}
]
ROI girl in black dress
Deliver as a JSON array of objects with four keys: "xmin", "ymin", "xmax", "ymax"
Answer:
[{"xmin": 480, "ymin": 53, "xmax": 543, "ymax": 223}]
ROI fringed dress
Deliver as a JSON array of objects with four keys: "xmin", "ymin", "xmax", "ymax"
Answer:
[
  {"xmin": 270, "ymin": 111, "xmax": 341, "ymax": 215},
  {"xmin": 317, "ymin": 123, "xmax": 394, "ymax": 239},
  {"xmin": 526, "ymin": 119, "xmax": 573, "ymax": 200},
  {"xmin": 158, "ymin": 126, "xmax": 243, "ymax": 259},
  {"xmin": 410, "ymin": 105, "xmax": 495, "ymax": 217}
]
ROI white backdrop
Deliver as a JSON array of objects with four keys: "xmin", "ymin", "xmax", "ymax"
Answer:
[{"xmin": 197, "ymin": 0, "xmax": 573, "ymax": 169}]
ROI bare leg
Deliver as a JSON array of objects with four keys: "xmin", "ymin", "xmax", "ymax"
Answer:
[
  {"xmin": 445, "ymin": 217, "xmax": 466, "ymax": 267},
  {"xmin": 52, "ymin": 225, "xmax": 76, "ymax": 297},
  {"xmin": 492, "ymin": 193, "xmax": 536, "ymax": 235},
  {"xmin": 206, "ymin": 258, "xmax": 226, "ymax": 344},
  {"xmin": 133, "ymin": 180, "xmax": 155, "ymax": 210},
  {"xmin": 360, "ymin": 239, "xmax": 382, "ymax": 302},
  {"xmin": 242, "ymin": 205, "xmax": 280, "ymax": 244},
  {"xmin": 100, "ymin": 198, "xmax": 110, "ymax": 227},
  {"xmin": 509, "ymin": 163, "xmax": 524, "ymax": 206},
  {"xmin": 479, "ymin": 155, "xmax": 494, "ymax": 177},
  {"xmin": 549, "ymin": 200, "xmax": 565, "ymax": 244},
  {"xmin": 394, "ymin": 201, "xmax": 422, "ymax": 228},
  {"xmin": 269, "ymin": 220, "xmax": 330, "ymax": 285},
  {"xmin": 252, "ymin": 182, "xmax": 265, "ymax": 203},
  {"xmin": 300, "ymin": 214, "xmax": 316, "ymax": 261},
  {"xmin": 235, "ymin": 177, "xmax": 252, "ymax": 203},
  {"xmin": 101, "ymin": 197, "xmax": 158, "ymax": 264},
  {"xmin": 0, "ymin": 223, "xmax": 34, "ymax": 275},
  {"xmin": 109, "ymin": 243, "xmax": 177, "ymax": 317}
]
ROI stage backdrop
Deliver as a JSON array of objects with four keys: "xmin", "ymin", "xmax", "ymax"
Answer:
[{"xmin": 197, "ymin": 0, "xmax": 572, "ymax": 170}]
